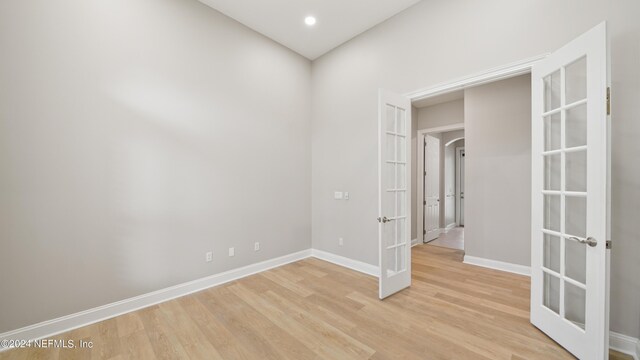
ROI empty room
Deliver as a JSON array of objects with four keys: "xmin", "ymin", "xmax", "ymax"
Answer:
[{"xmin": 1, "ymin": 1, "xmax": 639, "ymax": 359}]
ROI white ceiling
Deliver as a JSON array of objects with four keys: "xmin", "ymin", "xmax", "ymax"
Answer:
[{"xmin": 198, "ymin": 0, "xmax": 422, "ymax": 60}]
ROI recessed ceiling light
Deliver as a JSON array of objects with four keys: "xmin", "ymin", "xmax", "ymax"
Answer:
[{"xmin": 304, "ymin": 16, "xmax": 316, "ymax": 26}]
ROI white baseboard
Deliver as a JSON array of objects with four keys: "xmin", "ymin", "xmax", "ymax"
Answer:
[
  {"xmin": 610, "ymin": 331, "xmax": 640, "ymax": 360},
  {"xmin": 310, "ymin": 249, "xmax": 379, "ymax": 278},
  {"xmin": 0, "ymin": 249, "xmax": 312, "ymax": 350},
  {"xmin": 463, "ymin": 255, "xmax": 531, "ymax": 276},
  {"xmin": 411, "ymin": 238, "xmax": 419, "ymax": 247},
  {"xmin": 444, "ymin": 223, "xmax": 457, "ymax": 231}
]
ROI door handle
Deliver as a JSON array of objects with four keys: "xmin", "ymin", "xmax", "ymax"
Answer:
[
  {"xmin": 569, "ymin": 236, "xmax": 597, "ymax": 247},
  {"xmin": 377, "ymin": 216, "xmax": 391, "ymax": 223}
]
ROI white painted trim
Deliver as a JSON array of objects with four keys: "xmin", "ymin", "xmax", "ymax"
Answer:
[
  {"xmin": 444, "ymin": 136, "xmax": 464, "ymax": 147},
  {"xmin": 463, "ymin": 255, "xmax": 531, "ymax": 276},
  {"xmin": 405, "ymin": 54, "xmax": 548, "ymax": 101},
  {"xmin": 418, "ymin": 123, "xmax": 465, "ymax": 135},
  {"xmin": 609, "ymin": 331, "xmax": 640, "ymax": 360},
  {"xmin": 311, "ymin": 249, "xmax": 379, "ymax": 278},
  {"xmin": 444, "ymin": 223, "xmax": 457, "ymax": 231},
  {"xmin": 0, "ymin": 249, "xmax": 312, "ymax": 350},
  {"xmin": 411, "ymin": 238, "xmax": 419, "ymax": 247}
]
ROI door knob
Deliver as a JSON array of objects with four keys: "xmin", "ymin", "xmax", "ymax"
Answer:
[
  {"xmin": 569, "ymin": 236, "xmax": 597, "ymax": 247},
  {"xmin": 377, "ymin": 216, "xmax": 391, "ymax": 223}
]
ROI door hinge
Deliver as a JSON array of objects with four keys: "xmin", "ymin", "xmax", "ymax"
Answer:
[
  {"xmin": 423, "ymin": 229, "xmax": 426, "ymax": 235},
  {"xmin": 606, "ymin": 87, "xmax": 611, "ymax": 115},
  {"xmin": 606, "ymin": 240, "xmax": 612, "ymax": 250},
  {"xmin": 423, "ymin": 200, "xmax": 426, "ymax": 205}
]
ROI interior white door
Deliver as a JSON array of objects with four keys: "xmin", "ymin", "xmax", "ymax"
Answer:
[
  {"xmin": 424, "ymin": 134, "xmax": 440, "ymax": 241},
  {"xmin": 531, "ymin": 22, "xmax": 610, "ymax": 360},
  {"xmin": 378, "ymin": 89, "xmax": 411, "ymax": 299},
  {"xmin": 458, "ymin": 148, "xmax": 465, "ymax": 226}
]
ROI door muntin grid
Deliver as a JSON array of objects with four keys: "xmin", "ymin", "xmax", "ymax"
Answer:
[
  {"xmin": 541, "ymin": 56, "xmax": 588, "ymax": 331},
  {"xmin": 384, "ymin": 104, "xmax": 408, "ymax": 278}
]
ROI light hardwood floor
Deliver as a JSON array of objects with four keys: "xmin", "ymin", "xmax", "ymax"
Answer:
[
  {"xmin": 0, "ymin": 245, "xmax": 632, "ymax": 359},
  {"xmin": 426, "ymin": 227, "xmax": 464, "ymax": 250}
]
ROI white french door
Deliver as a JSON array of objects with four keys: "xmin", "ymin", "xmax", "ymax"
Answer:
[
  {"xmin": 531, "ymin": 22, "xmax": 610, "ymax": 360},
  {"xmin": 424, "ymin": 134, "xmax": 440, "ymax": 241},
  {"xmin": 378, "ymin": 89, "xmax": 411, "ymax": 299}
]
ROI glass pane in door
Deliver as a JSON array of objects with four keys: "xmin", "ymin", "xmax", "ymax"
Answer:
[
  {"xmin": 544, "ymin": 70, "xmax": 562, "ymax": 112},
  {"xmin": 565, "ymin": 237, "xmax": 587, "ymax": 284},
  {"xmin": 566, "ymin": 150, "xmax": 587, "ymax": 192},
  {"xmin": 386, "ymin": 105, "xmax": 396, "ymax": 132},
  {"xmin": 396, "ymin": 164, "xmax": 406, "ymax": 190},
  {"xmin": 544, "ymin": 154, "xmax": 561, "ymax": 191},
  {"xmin": 543, "ymin": 234, "xmax": 561, "ymax": 273},
  {"xmin": 544, "ymin": 113, "xmax": 562, "ymax": 151},
  {"xmin": 397, "ymin": 136, "xmax": 406, "ymax": 162},
  {"xmin": 397, "ymin": 245, "xmax": 406, "ymax": 272},
  {"xmin": 566, "ymin": 104, "xmax": 588, "ymax": 148},
  {"xmin": 397, "ymin": 192, "xmax": 406, "ymax": 217},
  {"xmin": 396, "ymin": 108, "xmax": 406, "ymax": 134},
  {"xmin": 387, "ymin": 248, "xmax": 397, "ymax": 275},
  {"xmin": 564, "ymin": 282, "xmax": 586, "ymax": 330},
  {"xmin": 565, "ymin": 57, "xmax": 587, "ymax": 104},
  {"xmin": 544, "ymin": 272, "xmax": 561, "ymax": 314},
  {"xmin": 544, "ymin": 195, "xmax": 561, "ymax": 232},
  {"xmin": 565, "ymin": 196, "xmax": 587, "ymax": 238}
]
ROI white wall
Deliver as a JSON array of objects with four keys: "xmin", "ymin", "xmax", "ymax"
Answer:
[
  {"xmin": 0, "ymin": 0, "xmax": 311, "ymax": 333},
  {"xmin": 464, "ymin": 75, "xmax": 531, "ymax": 265},
  {"xmin": 311, "ymin": 0, "xmax": 640, "ymax": 339},
  {"xmin": 417, "ymin": 99, "xmax": 464, "ymax": 130}
]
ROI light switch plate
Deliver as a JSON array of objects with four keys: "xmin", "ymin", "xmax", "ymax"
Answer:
[
  {"xmin": 228, "ymin": 247, "xmax": 235, "ymax": 257},
  {"xmin": 334, "ymin": 191, "xmax": 343, "ymax": 200}
]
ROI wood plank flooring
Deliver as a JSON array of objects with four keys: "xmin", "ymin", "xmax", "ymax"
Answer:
[
  {"xmin": 0, "ymin": 245, "xmax": 632, "ymax": 359},
  {"xmin": 426, "ymin": 227, "xmax": 464, "ymax": 250}
]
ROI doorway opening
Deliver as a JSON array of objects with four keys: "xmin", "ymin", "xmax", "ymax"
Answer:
[{"xmin": 413, "ymin": 94, "xmax": 466, "ymax": 251}]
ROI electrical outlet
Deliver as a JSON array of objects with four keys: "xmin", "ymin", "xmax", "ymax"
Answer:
[
  {"xmin": 205, "ymin": 251, "xmax": 213, "ymax": 262},
  {"xmin": 228, "ymin": 247, "xmax": 235, "ymax": 257},
  {"xmin": 344, "ymin": 192, "xmax": 349, "ymax": 200},
  {"xmin": 254, "ymin": 242, "xmax": 260, "ymax": 251},
  {"xmin": 339, "ymin": 237, "xmax": 344, "ymax": 246}
]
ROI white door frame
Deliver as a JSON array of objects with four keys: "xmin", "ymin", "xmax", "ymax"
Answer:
[
  {"xmin": 410, "ymin": 54, "xmax": 548, "ymax": 244},
  {"xmin": 455, "ymin": 146, "xmax": 465, "ymax": 226},
  {"xmin": 416, "ymin": 124, "xmax": 464, "ymax": 243}
]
